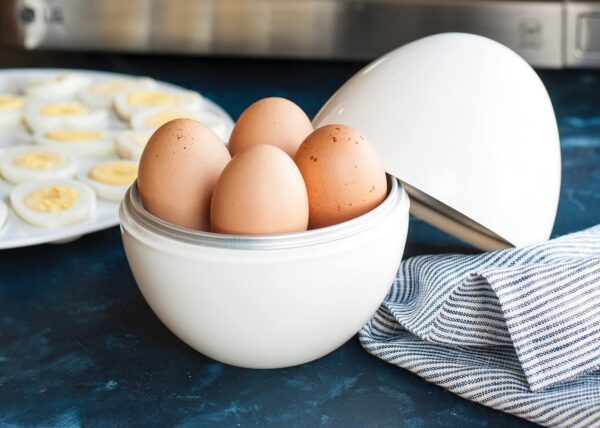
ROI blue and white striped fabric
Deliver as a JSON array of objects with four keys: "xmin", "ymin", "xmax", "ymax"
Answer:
[{"xmin": 360, "ymin": 225, "xmax": 600, "ymax": 427}]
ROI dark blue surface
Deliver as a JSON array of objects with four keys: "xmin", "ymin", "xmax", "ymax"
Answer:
[{"xmin": 1, "ymin": 54, "xmax": 599, "ymax": 427}]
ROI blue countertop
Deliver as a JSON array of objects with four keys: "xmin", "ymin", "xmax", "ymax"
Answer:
[{"xmin": 0, "ymin": 54, "xmax": 599, "ymax": 427}]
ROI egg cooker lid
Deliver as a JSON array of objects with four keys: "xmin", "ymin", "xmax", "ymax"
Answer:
[{"xmin": 313, "ymin": 33, "xmax": 561, "ymax": 251}]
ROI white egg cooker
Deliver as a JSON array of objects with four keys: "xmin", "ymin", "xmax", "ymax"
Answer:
[{"xmin": 119, "ymin": 33, "xmax": 561, "ymax": 368}]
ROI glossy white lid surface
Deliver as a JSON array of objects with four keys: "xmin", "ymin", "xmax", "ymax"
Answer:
[{"xmin": 314, "ymin": 33, "xmax": 561, "ymax": 250}]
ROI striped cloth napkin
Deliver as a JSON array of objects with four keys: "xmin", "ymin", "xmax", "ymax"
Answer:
[{"xmin": 360, "ymin": 225, "xmax": 600, "ymax": 427}]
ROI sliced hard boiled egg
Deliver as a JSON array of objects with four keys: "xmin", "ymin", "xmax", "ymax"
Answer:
[
  {"xmin": 130, "ymin": 107, "xmax": 228, "ymax": 140},
  {"xmin": 78, "ymin": 160, "xmax": 137, "ymax": 202},
  {"xmin": 0, "ymin": 198, "xmax": 7, "ymax": 230},
  {"xmin": 0, "ymin": 145, "xmax": 78, "ymax": 183},
  {"xmin": 116, "ymin": 130, "xmax": 153, "ymax": 161},
  {"xmin": 34, "ymin": 129, "xmax": 116, "ymax": 157},
  {"xmin": 78, "ymin": 77, "xmax": 156, "ymax": 109},
  {"xmin": 114, "ymin": 89, "xmax": 202, "ymax": 120},
  {"xmin": 10, "ymin": 179, "xmax": 96, "ymax": 228},
  {"xmin": 24, "ymin": 100, "xmax": 109, "ymax": 132},
  {"xmin": 25, "ymin": 73, "xmax": 91, "ymax": 101},
  {"xmin": 0, "ymin": 94, "xmax": 25, "ymax": 128}
]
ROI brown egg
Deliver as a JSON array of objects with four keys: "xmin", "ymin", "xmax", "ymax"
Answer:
[
  {"xmin": 138, "ymin": 118, "xmax": 231, "ymax": 230},
  {"xmin": 295, "ymin": 124, "xmax": 387, "ymax": 229},
  {"xmin": 211, "ymin": 144, "xmax": 309, "ymax": 235},
  {"xmin": 228, "ymin": 97, "xmax": 313, "ymax": 157}
]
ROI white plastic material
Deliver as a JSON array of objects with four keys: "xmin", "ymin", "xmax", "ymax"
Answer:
[
  {"xmin": 314, "ymin": 33, "xmax": 561, "ymax": 249},
  {"xmin": 120, "ymin": 179, "xmax": 409, "ymax": 368}
]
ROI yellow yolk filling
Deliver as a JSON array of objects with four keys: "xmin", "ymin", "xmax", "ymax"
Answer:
[
  {"xmin": 45, "ymin": 130, "xmax": 103, "ymax": 142},
  {"xmin": 89, "ymin": 162, "xmax": 137, "ymax": 185},
  {"xmin": 127, "ymin": 91, "xmax": 176, "ymax": 106},
  {"xmin": 145, "ymin": 111, "xmax": 196, "ymax": 128},
  {"xmin": 0, "ymin": 94, "xmax": 24, "ymax": 111},
  {"xmin": 40, "ymin": 102, "xmax": 88, "ymax": 116},
  {"xmin": 15, "ymin": 152, "xmax": 66, "ymax": 170},
  {"xmin": 25, "ymin": 186, "xmax": 79, "ymax": 212},
  {"xmin": 89, "ymin": 80, "xmax": 129, "ymax": 96}
]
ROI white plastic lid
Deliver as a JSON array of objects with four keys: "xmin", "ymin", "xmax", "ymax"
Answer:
[{"xmin": 313, "ymin": 33, "xmax": 561, "ymax": 251}]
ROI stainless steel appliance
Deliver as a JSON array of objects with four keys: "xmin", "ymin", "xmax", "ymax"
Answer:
[{"xmin": 1, "ymin": 0, "xmax": 600, "ymax": 68}]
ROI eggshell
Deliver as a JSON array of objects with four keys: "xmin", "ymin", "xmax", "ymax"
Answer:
[
  {"xmin": 211, "ymin": 144, "xmax": 309, "ymax": 235},
  {"xmin": 228, "ymin": 97, "xmax": 313, "ymax": 157},
  {"xmin": 138, "ymin": 118, "xmax": 231, "ymax": 230},
  {"xmin": 295, "ymin": 124, "xmax": 387, "ymax": 229}
]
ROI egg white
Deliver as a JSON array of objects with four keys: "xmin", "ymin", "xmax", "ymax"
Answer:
[
  {"xmin": 23, "ymin": 99, "xmax": 110, "ymax": 133},
  {"xmin": 116, "ymin": 130, "xmax": 153, "ymax": 161},
  {"xmin": 0, "ymin": 109, "xmax": 22, "ymax": 129},
  {"xmin": 78, "ymin": 77, "xmax": 156, "ymax": 109},
  {"xmin": 0, "ymin": 198, "xmax": 7, "ymax": 230},
  {"xmin": 130, "ymin": 107, "xmax": 228, "ymax": 140},
  {"xmin": 25, "ymin": 73, "xmax": 91, "ymax": 101},
  {"xmin": 33, "ymin": 130, "xmax": 116, "ymax": 157},
  {"xmin": 0, "ymin": 145, "xmax": 79, "ymax": 183},
  {"xmin": 114, "ymin": 89, "xmax": 202, "ymax": 120},
  {"xmin": 10, "ymin": 179, "xmax": 96, "ymax": 228},
  {"xmin": 0, "ymin": 127, "xmax": 32, "ymax": 148},
  {"xmin": 0, "ymin": 94, "xmax": 25, "ymax": 129},
  {"xmin": 78, "ymin": 160, "xmax": 137, "ymax": 202}
]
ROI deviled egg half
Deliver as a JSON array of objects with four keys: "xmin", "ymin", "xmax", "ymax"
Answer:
[
  {"xmin": 114, "ymin": 89, "xmax": 202, "ymax": 120},
  {"xmin": 116, "ymin": 130, "xmax": 153, "ymax": 161},
  {"xmin": 24, "ymin": 100, "xmax": 109, "ymax": 133},
  {"xmin": 0, "ymin": 145, "xmax": 78, "ymax": 183},
  {"xmin": 0, "ymin": 94, "xmax": 25, "ymax": 128},
  {"xmin": 34, "ymin": 129, "xmax": 115, "ymax": 157},
  {"xmin": 78, "ymin": 77, "xmax": 156, "ymax": 109},
  {"xmin": 25, "ymin": 73, "xmax": 91, "ymax": 101},
  {"xmin": 130, "ymin": 107, "xmax": 228, "ymax": 140},
  {"xmin": 79, "ymin": 160, "xmax": 137, "ymax": 202},
  {"xmin": 10, "ymin": 179, "xmax": 96, "ymax": 228}
]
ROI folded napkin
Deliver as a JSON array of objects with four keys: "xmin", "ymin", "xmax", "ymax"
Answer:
[{"xmin": 360, "ymin": 225, "xmax": 600, "ymax": 428}]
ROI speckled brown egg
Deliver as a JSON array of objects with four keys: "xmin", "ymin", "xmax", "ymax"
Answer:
[
  {"xmin": 228, "ymin": 97, "xmax": 313, "ymax": 158},
  {"xmin": 137, "ymin": 118, "xmax": 231, "ymax": 230},
  {"xmin": 295, "ymin": 124, "xmax": 387, "ymax": 229},
  {"xmin": 211, "ymin": 144, "xmax": 309, "ymax": 235}
]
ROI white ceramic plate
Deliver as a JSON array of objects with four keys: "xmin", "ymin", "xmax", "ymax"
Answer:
[{"xmin": 0, "ymin": 68, "xmax": 234, "ymax": 249}]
